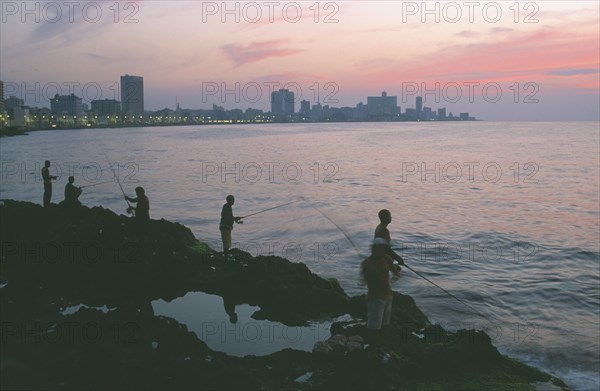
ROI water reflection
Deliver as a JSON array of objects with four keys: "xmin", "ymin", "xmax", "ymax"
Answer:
[{"xmin": 152, "ymin": 291, "xmax": 334, "ymax": 356}]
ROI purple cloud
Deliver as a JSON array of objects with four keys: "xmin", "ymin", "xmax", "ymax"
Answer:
[
  {"xmin": 547, "ymin": 69, "xmax": 599, "ymax": 76},
  {"xmin": 221, "ymin": 40, "xmax": 303, "ymax": 67}
]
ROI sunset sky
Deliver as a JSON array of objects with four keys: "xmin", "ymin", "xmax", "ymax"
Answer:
[{"xmin": 1, "ymin": 0, "xmax": 599, "ymax": 120}]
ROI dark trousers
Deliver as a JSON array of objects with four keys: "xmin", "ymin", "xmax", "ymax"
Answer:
[{"xmin": 43, "ymin": 183, "xmax": 52, "ymax": 207}]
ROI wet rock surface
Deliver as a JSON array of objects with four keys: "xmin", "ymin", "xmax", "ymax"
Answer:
[{"xmin": 0, "ymin": 200, "xmax": 570, "ymax": 390}]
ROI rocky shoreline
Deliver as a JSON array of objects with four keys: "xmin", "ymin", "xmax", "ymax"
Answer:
[{"xmin": 0, "ymin": 200, "xmax": 570, "ymax": 390}]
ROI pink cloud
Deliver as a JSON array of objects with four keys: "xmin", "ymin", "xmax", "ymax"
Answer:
[
  {"xmin": 221, "ymin": 40, "xmax": 303, "ymax": 67},
  {"xmin": 353, "ymin": 26, "xmax": 599, "ymax": 93},
  {"xmin": 456, "ymin": 30, "xmax": 480, "ymax": 38}
]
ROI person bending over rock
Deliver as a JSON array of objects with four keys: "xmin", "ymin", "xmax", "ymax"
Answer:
[
  {"xmin": 62, "ymin": 176, "xmax": 82, "ymax": 207},
  {"xmin": 125, "ymin": 186, "xmax": 150, "ymax": 220}
]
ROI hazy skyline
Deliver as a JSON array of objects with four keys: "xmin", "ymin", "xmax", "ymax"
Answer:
[{"xmin": 1, "ymin": 0, "xmax": 599, "ymax": 120}]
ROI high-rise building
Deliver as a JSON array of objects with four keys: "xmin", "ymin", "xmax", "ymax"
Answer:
[
  {"xmin": 311, "ymin": 102, "xmax": 323, "ymax": 121},
  {"xmin": 423, "ymin": 107, "xmax": 432, "ymax": 121},
  {"xmin": 50, "ymin": 94, "xmax": 83, "ymax": 116},
  {"xmin": 0, "ymin": 80, "xmax": 4, "ymax": 114},
  {"xmin": 437, "ymin": 107, "xmax": 446, "ymax": 120},
  {"xmin": 271, "ymin": 89, "xmax": 295, "ymax": 117},
  {"xmin": 299, "ymin": 100, "xmax": 310, "ymax": 116},
  {"xmin": 460, "ymin": 112, "xmax": 469, "ymax": 121},
  {"xmin": 91, "ymin": 99, "xmax": 121, "ymax": 116},
  {"xmin": 120, "ymin": 74, "xmax": 144, "ymax": 116},
  {"xmin": 416, "ymin": 96, "xmax": 423, "ymax": 119},
  {"xmin": 5, "ymin": 96, "xmax": 24, "ymax": 111},
  {"xmin": 367, "ymin": 91, "xmax": 399, "ymax": 118},
  {"xmin": 405, "ymin": 108, "xmax": 417, "ymax": 120}
]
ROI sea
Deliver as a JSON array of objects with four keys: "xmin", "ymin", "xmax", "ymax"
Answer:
[{"xmin": 0, "ymin": 122, "xmax": 598, "ymax": 390}]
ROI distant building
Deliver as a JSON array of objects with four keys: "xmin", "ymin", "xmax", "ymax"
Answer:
[
  {"xmin": 437, "ymin": 107, "xmax": 446, "ymax": 120},
  {"xmin": 271, "ymin": 89, "xmax": 295, "ymax": 117},
  {"xmin": 423, "ymin": 107, "xmax": 432, "ymax": 121},
  {"xmin": 367, "ymin": 91, "xmax": 399, "ymax": 119},
  {"xmin": 299, "ymin": 100, "xmax": 310, "ymax": 116},
  {"xmin": 5, "ymin": 96, "xmax": 24, "ymax": 111},
  {"xmin": 416, "ymin": 96, "xmax": 423, "ymax": 119},
  {"xmin": 242, "ymin": 108, "xmax": 263, "ymax": 121},
  {"xmin": 91, "ymin": 99, "xmax": 121, "ymax": 117},
  {"xmin": 50, "ymin": 94, "xmax": 83, "ymax": 116},
  {"xmin": 120, "ymin": 74, "xmax": 144, "ymax": 116},
  {"xmin": 29, "ymin": 107, "xmax": 51, "ymax": 127},
  {"xmin": 8, "ymin": 106, "xmax": 29, "ymax": 127},
  {"xmin": 405, "ymin": 108, "xmax": 417, "ymax": 120},
  {"xmin": 229, "ymin": 108, "xmax": 243, "ymax": 120},
  {"xmin": 311, "ymin": 102, "xmax": 323, "ymax": 121},
  {"xmin": 460, "ymin": 112, "xmax": 469, "ymax": 121},
  {"xmin": 0, "ymin": 80, "xmax": 4, "ymax": 114}
]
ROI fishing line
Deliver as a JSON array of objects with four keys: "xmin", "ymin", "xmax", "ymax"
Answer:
[
  {"xmin": 307, "ymin": 202, "xmax": 365, "ymax": 262},
  {"xmin": 103, "ymin": 151, "xmax": 133, "ymax": 214},
  {"xmin": 303, "ymin": 197, "xmax": 492, "ymax": 321},
  {"xmin": 400, "ymin": 263, "xmax": 490, "ymax": 320},
  {"xmin": 238, "ymin": 199, "xmax": 301, "ymax": 219},
  {"xmin": 78, "ymin": 180, "xmax": 115, "ymax": 189}
]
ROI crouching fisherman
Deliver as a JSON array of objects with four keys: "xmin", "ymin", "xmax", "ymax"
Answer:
[
  {"xmin": 125, "ymin": 186, "xmax": 150, "ymax": 221},
  {"xmin": 61, "ymin": 176, "xmax": 83, "ymax": 207}
]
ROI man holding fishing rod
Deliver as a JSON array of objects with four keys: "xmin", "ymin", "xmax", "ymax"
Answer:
[
  {"xmin": 62, "ymin": 176, "xmax": 83, "ymax": 207},
  {"xmin": 60, "ymin": 178, "xmax": 118, "ymax": 207},
  {"xmin": 41, "ymin": 160, "xmax": 58, "ymax": 208},
  {"xmin": 361, "ymin": 237, "xmax": 401, "ymax": 363},
  {"xmin": 219, "ymin": 195, "xmax": 243, "ymax": 258},
  {"xmin": 218, "ymin": 197, "xmax": 300, "ymax": 258},
  {"xmin": 375, "ymin": 209, "xmax": 406, "ymax": 269},
  {"xmin": 125, "ymin": 187, "xmax": 150, "ymax": 221}
]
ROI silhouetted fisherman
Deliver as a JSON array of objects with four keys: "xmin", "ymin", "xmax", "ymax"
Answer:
[
  {"xmin": 361, "ymin": 237, "xmax": 401, "ymax": 361},
  {"xmin": 62, "ymin": 176, "xmax": 82, "ymax": 207},
  {"xmin": 41, "ymin": 160, "xmax": 58, "ymax": 208},
  {"xmin": 219, "ymin": 195, "xmax": 242, "ymax": 257},
  {"xmin": 374, "ymin": 209, "xmax": 406, "ymax": 269},
  {"xmin": 125, "ymin": 186, "xmax": 150, "ymax": 220}
]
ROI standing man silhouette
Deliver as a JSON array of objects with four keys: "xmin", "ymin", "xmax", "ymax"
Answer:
[
  {"xmin": 374, "ymin": 209, "xmax": 406, "ymax": 269},
  {"xmin": 219, "ymin": 195, "xmax": 242, "ymax": 257},
  {"xmin": 41, "ymin": 160, "xmax": 58, "ymax": 208}
]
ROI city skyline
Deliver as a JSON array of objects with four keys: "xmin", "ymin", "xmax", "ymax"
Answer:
[
  {"xmin": 1, "ymin": 1, "xmax": 599, "ymax": 120},
  {"xmin": 1, "ymin": 72, "xmax": 485, "ymax": 120},
  {"xmin": 2, "ymin": 76, "xmax": 478, "ymax": 128}
]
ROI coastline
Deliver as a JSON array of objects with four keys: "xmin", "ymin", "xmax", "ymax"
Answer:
[
  {"xmin": 0, "ymin": 118, "xmax": 485, "ymax": 138},
  {"xmin": 0, "ymin": 200, "xmax": 571, "ymax": 390}
]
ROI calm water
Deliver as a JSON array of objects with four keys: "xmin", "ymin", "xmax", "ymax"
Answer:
[{"xmin": 1, "ymin": 122, "xmax": 598, "ymax": 390}]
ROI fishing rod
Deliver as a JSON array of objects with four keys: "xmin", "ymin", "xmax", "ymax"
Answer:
[
  {"xmin": 306, "ymin": 199, "xmax": 491, "ymax": 321},
  {"xmin": 400, "ymin": 263, "xmax": 490, "ymax": 320},
  {"xmin": 103, "ymin": 152, "xmax": 134, "ymax": 215},
  {"xmin": 78, "ymin": 180, "xmax": 115, "ymax": 189},
  {"xmin": 112, "ymin": 165, "xmax": 133, "ymax": 211},
  {"xmin": 238, "ymin": 200, "xmax": 301, "ymax": 220},
  {"xmin": 310, "ymin": 203, "xmax": 365, "ymax": 262}
]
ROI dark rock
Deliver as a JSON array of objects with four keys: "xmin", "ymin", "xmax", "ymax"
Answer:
[{"xmin": 0, "ymin": 200, "xmax": 571, "ymax": 390}]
